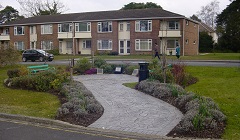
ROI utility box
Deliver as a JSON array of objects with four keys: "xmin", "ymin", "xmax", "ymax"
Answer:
[{"xmin": 138, "ymin": 62, "xmax": 149, "ymax": 82}]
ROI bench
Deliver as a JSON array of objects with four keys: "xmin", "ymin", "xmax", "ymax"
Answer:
[{"xmin": 27, "ymin": 64, "xmax": 55, "ymax": 74}]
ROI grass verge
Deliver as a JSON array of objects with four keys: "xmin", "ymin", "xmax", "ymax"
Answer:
[
  {"xmin": 0, "ymin": 66, "xmax": 60, "ymax": 118},
  {"xmin": 122, "ymin": 82, "xmax": 138, "ymax": 89},
  {"xmin": 185, "ymin": 66, "xmax": 240, "ymax": 139},
  {"xmin": 54, "ymin": 53, "xmax": 240, "ymax": 61}
]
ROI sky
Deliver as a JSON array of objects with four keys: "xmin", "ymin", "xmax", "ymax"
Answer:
[{"xmin": 0, "ymin": 0, "xmax": 231, "ymax": 17}]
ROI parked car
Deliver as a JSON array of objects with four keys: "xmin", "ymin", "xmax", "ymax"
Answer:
[{"xmin": 22, "ymin": 49, "xmax": 54, "ymax": 62}]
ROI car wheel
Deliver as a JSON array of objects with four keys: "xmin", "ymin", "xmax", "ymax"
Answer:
[
  {"xmin": 22, "ymin": 57, "xmax": 27, "ymax": 62},
  {"xmin": 39, "ymin": 57, "xmax": 44, "ymax": 62}
]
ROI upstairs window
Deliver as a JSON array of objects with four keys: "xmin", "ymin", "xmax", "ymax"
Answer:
[
  {"xmin": 14, "ymin": 26, "xmax": 24, "ymax": 35},
  {"xmin": 119, "ymin": 22, "xmax": 124, "ymax": 31},
  {"xmin": 41, "ymin": 24, "xmax": 52, "ymax": 34},
  {"xmin": 126, "ymin": 22, "xmax": 130, "ymax": 31},
  {"xmin": 75, "ymin": 22, "xmax": 91, "ymax": 32},
  {"xmin": 135, "ymin": 20, "xmax": 152, "ymax": 32},
  {"xmin": 168, "ymin": 21, "xmax": 179, "ymax": 30},
  {"xmin": 58, "ymin": 23, "xmax": 72, "ymax": 32},
  {"xmin": 4, "ymin": 28, "xmax": 9, "ymax": 35},
  {"xmin": 98, "ymin": 22, "xmax": 112, "ymax": 32}
]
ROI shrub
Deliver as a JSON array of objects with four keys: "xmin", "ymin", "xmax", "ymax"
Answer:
[
  {"xmin": 94, "ymin": 58, "xmax": 107, "ymax": 68},
  {"xmin": 100, "ymin": 64, "xmax": 113, "ymax": 74},
  {"xmin": 7, "ymin": 69, "xmax": 20, "ymax": 78},
  {"xmin": 57, "ymin": 81, "xmax": 103, "ymax": 122},
  {"xmin": 137, "ymin": 80, "xmax": 226, "ymax": 136},
  {"xmin": 148, "ymin": 58, "xmax": 159, "ymax": 70},
  {"xmin": 125, "ymin": 65, "xmax": 138, "ymax": 75},
  {"xmin": 9, "ymin": 70, "xmax": 69, "ymax": 92},
  {"xmin": 46, "ymin": 49, "xmax": 60, "ymax": 55},
  {"xmin": 85, "ymin": 68, "xmax": 97, "ymax": 75},
  {"xmin": 0, "ymin": 45, "xmax": 20, "ymax": 67},
  {"xmin": 18, "ymin": 66, "xmax": 28, "ymax": 76},
  {"xmin": 74, "ymin": 58, "xmax": 92, "ymax": 74},
  {"xmin": 108, "ymin": 51, "xmax": 118, "ymax": 55},
  {"xmin": 171, "ymin": 63, "xmax": 198, "ymax": 87},
  {"xmin": 149, "ymin": 67, "xmax": 174, "ymax": 83}
]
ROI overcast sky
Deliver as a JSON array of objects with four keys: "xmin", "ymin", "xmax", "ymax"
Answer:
[{"xmin": 0, "ymin": 0, "xmax": 231, "ymax": 17}]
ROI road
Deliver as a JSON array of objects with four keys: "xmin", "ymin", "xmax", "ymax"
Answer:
[
  {"xmin": 19, "ymin": 59, "xmax": 240, "ymax": 67},
  {"xmin": 0, "ymin": 118, "xmax": 165, "ymax": 140}
]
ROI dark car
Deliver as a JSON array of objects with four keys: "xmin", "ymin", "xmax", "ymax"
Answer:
[{"xmin": 22, "ymin": 49, "xmax": 54, "ymax": 62}]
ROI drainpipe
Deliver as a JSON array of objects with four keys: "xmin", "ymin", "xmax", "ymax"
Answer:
[
  {"xmin": 197, "ymin": 24, "xmax": 199, "ymax": 55},
  {"xmin": 182, "ymin": 19, "xmax": 185, "ymax": 56}
]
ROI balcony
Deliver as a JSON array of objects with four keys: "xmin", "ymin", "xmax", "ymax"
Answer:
[
  {"xmin": 0, "ymin": 34, "xmax": 10, "ymax": 40},
  {"xmin": 75, "ymin": 32, "xmax": 91, "ymax": 38},
  {"xmin": 158, "ymin": 30, "xmax": 181, "ymax": 38},
  {"xmin": 58, "ymin": 33, "xmax": 73, "ymax": 39}
]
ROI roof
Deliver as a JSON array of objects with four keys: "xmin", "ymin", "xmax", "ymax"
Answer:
[
  {"xmin": 1, "ymin": 8, "xmax": 185, "ymax": 26},
  {"xmin": 199, "ymin": 22, "xmax": 215, "ymax": 33}
]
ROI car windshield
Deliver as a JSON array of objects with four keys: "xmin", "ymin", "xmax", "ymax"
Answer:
[{"xmin": 37, "ymin": 50, "xmax": 46, "ymax": 55}]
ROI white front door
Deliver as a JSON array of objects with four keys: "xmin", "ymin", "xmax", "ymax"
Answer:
[{"xmin": 119, "ymin": 40, "xmax": 130, "ymax": 55}]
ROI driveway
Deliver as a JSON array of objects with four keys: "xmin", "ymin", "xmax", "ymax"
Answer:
[{"xmin": 74, "ymin": 74, "xmax": 183, "ymax": 136}]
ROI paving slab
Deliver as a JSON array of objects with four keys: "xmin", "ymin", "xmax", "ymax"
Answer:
[{"xmin": 74, "ymin": 74, "xmax": 183, "ymax": 136}]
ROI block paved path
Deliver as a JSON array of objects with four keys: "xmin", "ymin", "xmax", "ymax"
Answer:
[{"xmin": 74, "ymin": 74, "xmax": 183, "ymax": 136}]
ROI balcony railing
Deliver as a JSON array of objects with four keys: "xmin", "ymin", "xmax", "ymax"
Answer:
[
  {"xmin": 158, "ymin": 30, "xmax": 181, "ymax": 37},
  {"xmin": 0, "ymin": 33, "xmax": 10, "ymax": 40}
]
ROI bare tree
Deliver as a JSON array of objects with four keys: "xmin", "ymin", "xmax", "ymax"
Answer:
[
  {"xmin": 17, "ymin": 0, "xmax": 68, "ymax": 17},
  {"xmin": 197, "ymin": 0, "xmax": 220, "ymax": 28}
]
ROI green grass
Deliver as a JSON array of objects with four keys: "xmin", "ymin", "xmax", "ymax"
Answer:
[
  {"xmin": 0, "ymin": 66, "xmax": 60, "ymax": 118},
  {"xmin": 185, "ymin": 66, "xmax": 240, "ymax": 139},
  {"xmin": 54, "ymin": 53, "xmax": 240, "ymax": 61},
  {"xmin": 123, "ymin": 82, "xmax": 138, "ymax": 89}
]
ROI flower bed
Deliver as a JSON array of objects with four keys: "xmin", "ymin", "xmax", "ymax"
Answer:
[{"xmin": 137, "ymin": 80, "xmax": 226, "ymax": 138}]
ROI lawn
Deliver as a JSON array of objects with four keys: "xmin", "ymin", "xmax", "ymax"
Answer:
[
  {"xmin": 186, "ymin": 66, "xmax": 240, "ymax": 139},
  {"xmin": 0, "ymin": 66, "xmax": 60, "ymax": 118},
  {"xmin": 54, "ymin": 53, "xmax": 240, "ymax": 61}
]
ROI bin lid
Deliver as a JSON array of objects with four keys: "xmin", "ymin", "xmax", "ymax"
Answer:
[{"xmin": 138, "ymin": 62, "xmax": 149, "ymax": 65}]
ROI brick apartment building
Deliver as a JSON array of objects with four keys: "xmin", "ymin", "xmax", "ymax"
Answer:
[{"xmin": 0, "ymin": 8, "xmax": 199, "ymax": 56}]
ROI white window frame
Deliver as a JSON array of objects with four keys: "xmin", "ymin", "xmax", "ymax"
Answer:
[
  {"xmin": 14, "ymin": 26, "xmax": 25, "ymax": 35},
  {"xmin": 83, "ymin": 40, "xmax": 91, "ymax": 49},
  {"xmin": 186, "ymin": 20, "xmax": 189, "ymax": 25},
  {"xmin": 119, "ymin": 22, "xmax": 123, "ymax": 31},
  {"xmin": 66, "ymin": 41, "xmax": 73, "ymax": 49},
  {"xmin": 135, "ymin": 39, "xmax": 152, "ymax": 51},
  {"xmin": 126, "ymin": 22, "xmax": 130, "ymax": 31},
  {"xmin": 75, "ymin": 22, "xmax": 91, "ymax": 32},
  {"xmin": 98, "ymin": 21, "xmax": 112, "ymax": 32},
  {"xmin": 14, "ymin": 41, "xmax": 25, "ymax": 50},
  {"xmin": 58, "ymin": 23, "xmax": 72, "ymax": 33},
  {"xmin": 168, "ymin": 21, "xmax": 179, "ymax": 30},
  {"xmin": 135, "ymin": 20, "xmax": 152, "ymax": 32},
  {"xmin": 167, "ymin": 40, "xmax": 179, "ymax": 49},
  {"xmin": 41, "ymin": 24, "xmax": 52, "ymax": 34},
  {"xmin": 97, "ymin": 40, "xmax": 112, "ymax": 50},
  {"xmin": 41, "ymin": 40, "xmax": 53, "ymax": 50}
]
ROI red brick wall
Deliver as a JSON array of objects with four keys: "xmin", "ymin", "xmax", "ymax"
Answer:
[
  {"xmin": 130, "ymin": 20, "xmax": 160, "ymax": 55},
  {"xmin": 184, "ymin": 20, "xmax": 199, "ymax": 55},
  {"xmin": 91, "ymin": 21, "xmax": 118, "ymax": 54},
  {"xmin": 36, "ymin": 24, "xmax": 59, "ymax": 49},
  {"xmin": 9, "ymin": 26, "xmax": 30, "ymax": 49}
]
